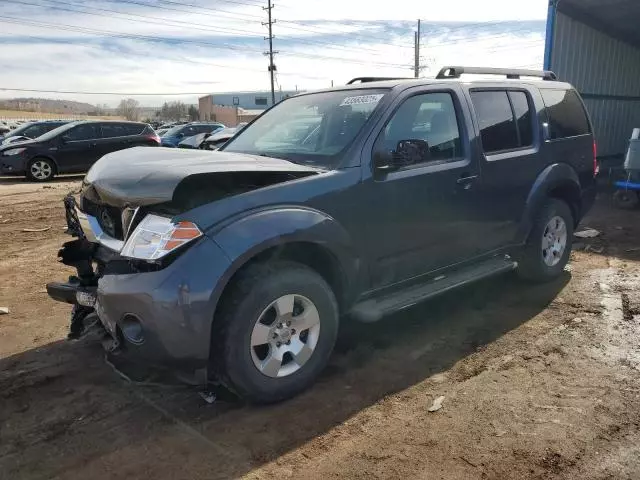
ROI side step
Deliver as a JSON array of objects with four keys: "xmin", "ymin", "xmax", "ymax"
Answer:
[{"xmin": 350, "ymin": 256, "xmax": 517, "ymax": 323}]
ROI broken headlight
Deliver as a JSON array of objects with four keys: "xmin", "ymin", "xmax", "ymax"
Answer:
[{"xmin": 120, "ymin": 214, "xmax": 202, "ymax": 260}]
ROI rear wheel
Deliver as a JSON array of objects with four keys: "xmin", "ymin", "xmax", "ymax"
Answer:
[
  {"xmin": 213, "ymin": 261, "xmax": 339, "ymax": 403},
  {"xmin": 26, "ymin": 157, "xmax": 55, "ymax": 182},
  {"xmin": 517, "ymin": 199, "xmax": 574, "ymax": 282}
]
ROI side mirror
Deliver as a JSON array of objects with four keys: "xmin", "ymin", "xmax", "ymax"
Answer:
[
  {"xmin": 203, "ymin": 132, "xmax": 212, "ymax": 139},
  {"xmin": 176, "ymin": 132, "xmax": 184, "ymax": 139},
  {"xmin": 373, "ymin": 150, "xmax": 397, "ymax": 173},
  {"xmin": 393, "ymin": 139, "xmax": 430, "ymax": 166},
  {"xmin": 61, "ymin": 135, "xmax": 71, "ymax": 143}
]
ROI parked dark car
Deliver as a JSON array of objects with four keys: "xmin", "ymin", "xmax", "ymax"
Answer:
[
  {"xmin": 0, "ymin": 120, "xmax": 68, "ymax": 145},
  {"xmin": 47, "ymin": 67, "xmax": 597, "ymax": 403},
  {"xmin": 0, "ymin": 121, "xmax": 160, "ymax": 181},
  {"xmin": 160, "ymin": 122, "xmax": 225, "ymax": 147}
]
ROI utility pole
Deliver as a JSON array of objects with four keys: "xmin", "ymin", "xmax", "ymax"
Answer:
[
  {"xmin": 263, "ymin": 0, "xmax": 278, "ymax": 105},
  {"xmin": 414, "ymin": 19, "xmax": 421, "ymax": 78}
]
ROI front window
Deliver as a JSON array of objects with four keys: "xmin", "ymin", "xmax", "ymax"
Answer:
[{"xmin": 223, "ymin": 89, "xmax": 388, "ymax": 167}]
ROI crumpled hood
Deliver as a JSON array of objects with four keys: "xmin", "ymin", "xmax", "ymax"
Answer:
[
  {"xmin": 83, "ymin": 146, "xmax": 322, "ymax": 207},
  {"xmin": 0, "ymin": 138, "xmax": 37, "ymax": 151}
]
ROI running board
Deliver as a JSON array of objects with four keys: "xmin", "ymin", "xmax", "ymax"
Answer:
[{"xmin": 350, "ymin": 256, "xmax": 517, "ymax": 323}]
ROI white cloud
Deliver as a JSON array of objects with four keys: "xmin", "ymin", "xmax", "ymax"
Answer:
[{"xmin": 0, "ymin": 0, "xmax": 547, "ymax": 106}]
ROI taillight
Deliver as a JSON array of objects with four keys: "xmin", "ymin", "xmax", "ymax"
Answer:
[
  {"xmin": 593, "ymin": 140, "xmax": 599, "ymax": 176},
  {"xmin": 145, "ymin": 134, "xmax": 161, "ymax": 144}
]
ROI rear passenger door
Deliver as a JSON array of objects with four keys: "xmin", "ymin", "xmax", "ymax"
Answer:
[
  {"xmin": 99, "ymin": 123, "xmax": 144, "ymax": 155},
  {"xmin": 57, "ymin": 123, "xmax": 101, "ymax": 172},
  {"xmin": 466, "ymin": 87, "xmax": 541, "ymax": 248}
]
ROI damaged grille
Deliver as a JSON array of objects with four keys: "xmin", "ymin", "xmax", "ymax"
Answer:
[{"xmin": 80, "ymin": 197, "xmax": 124, "ymax": 240}]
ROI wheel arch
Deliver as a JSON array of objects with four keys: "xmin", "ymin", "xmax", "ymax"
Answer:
[
  {"xmin": 27, "ymin": 154, "xmax": 59, "ymax": 173},
  {"xmin": 516, "ymin": 163, "xmax": 582, "ymax": 243}
]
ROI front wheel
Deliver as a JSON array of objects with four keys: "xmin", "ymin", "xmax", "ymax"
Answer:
[
  {"xmin": 213, "ymin": 261, "xmax": 339, "ymax": 403},
  {"xmin": 516, "ymin": 199, "xmax": 574, "ymax": 282},
  {"xmin": 26, "ymin": 157, "xmax": 55, "ymax": 182}
]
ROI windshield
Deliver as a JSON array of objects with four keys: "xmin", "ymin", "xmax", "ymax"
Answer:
[
  {"xmin": 34, "ymin": 122, "xmax": 78, "ymax": 142},
  {"xmin": 222, "ymin": 89, "xmax": 388, "ymax": 166},
  {"xmin": 164, "ymin": 125, "xmax": 185, "ymax": 136}
]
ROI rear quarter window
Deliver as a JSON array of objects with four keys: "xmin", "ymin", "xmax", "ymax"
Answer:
[
  {"xmin": 122, "ymin": 124, "xmax": 145, "ymax": 135},
  {"xmin": 541, "ymin": 89, "xmax": 590, "ymax": 139}
]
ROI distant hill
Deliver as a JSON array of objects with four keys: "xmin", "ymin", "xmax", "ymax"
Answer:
[{"xmin": 0, "ymin": 98, "xmax": 98, "ymax": 115}]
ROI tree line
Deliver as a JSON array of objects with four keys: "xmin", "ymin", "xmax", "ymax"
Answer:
[{"xmin": 116, "ymin": 98, "xmax": 198, "ymax": 122}]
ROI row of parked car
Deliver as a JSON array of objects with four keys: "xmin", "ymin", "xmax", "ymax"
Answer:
[{"xmin": 0, "ymin": 119, "xmax": 247, "ymax": 181}]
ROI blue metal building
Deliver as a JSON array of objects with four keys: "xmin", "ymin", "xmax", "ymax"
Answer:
[
  {"xmin": 204, "ymin": 90, "xmax": 299, "ymax": 110},
  {"xmin": 545, "ymin": 0, "xmax": 640, "ymax": 167}
]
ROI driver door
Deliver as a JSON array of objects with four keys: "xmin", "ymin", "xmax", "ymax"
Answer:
[{"xmin": 362, "ymin": 87, "xmax": 486, "ymax": 288}]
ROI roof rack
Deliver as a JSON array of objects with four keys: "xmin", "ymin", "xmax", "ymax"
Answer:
[
  {"xmin": 346, "ymin": 76, "xmax": 413, "ymax": 84},
  {"xmin": 435, "ymin": 66, "xmax": 557, "ymax": 81}
]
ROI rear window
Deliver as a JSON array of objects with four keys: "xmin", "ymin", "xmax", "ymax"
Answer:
[{"xmin": 541, "ymin": 89, "xmax": 590, "ymax": 139}]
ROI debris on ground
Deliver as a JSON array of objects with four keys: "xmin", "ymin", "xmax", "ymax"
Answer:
[
  {"xmin": 575, "ymin": 228, "xmax": 601, "ymax": 238},
  {"xmin": 199, "ymin": 391, "xmax": 217, "ymax": 404},
  {"xmin": 428, "ymin": 395, "xmax": 445, "ymax": 412},
  {"xmin": 585, "ymin": 245, "xmax": 605, "ymax": 254},
  {"xmin": 21, "ymin": 227, "xmax": 51, "ymax": 232},
  {"xmin": 0, "ymin": 307, "xmax": 9, "ymax": 315}
]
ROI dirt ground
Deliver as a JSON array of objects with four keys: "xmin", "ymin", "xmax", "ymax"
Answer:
[{"xmin": 1, "ymin": 176, "xmax": 639, "ymax": 480}]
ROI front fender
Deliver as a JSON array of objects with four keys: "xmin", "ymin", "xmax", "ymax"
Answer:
[
  {"xmin": 516, "ymin": 163, "xmax": 581, "ymax": 243},
  {"xmin": 207, "ymin": 206, "xmax": 359, "ymax": 310}
]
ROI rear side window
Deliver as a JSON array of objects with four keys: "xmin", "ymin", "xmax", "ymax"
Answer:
[
  {"xmin": 470, "ymin": 91, "xmax": 519, "ymax": 153},
  {"xmin": 509, "ymin": 91, "xmax": 533, "ymax": 147},
  {"xmin": 541, "ymin": 89, "xmax": 590, "ymax": 139},
  {"xmin": 101, "ymin": 124, "xmax": 126, "ymax": 138},
  {"xmin": 122, "ymin": 124, "xmax": 145, "ymax": 135},
  {"xmin": 470, "ymin": 90, "xmax": 535, "ymax": 153},
  {"xmin": 65, "ymin": 124, "xmax": 99, "ymax": 141}
]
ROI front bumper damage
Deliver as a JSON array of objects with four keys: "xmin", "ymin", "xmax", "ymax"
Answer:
[{"xmin": 46, "ymin": 196, "xmax": 230, "ymax": 385}]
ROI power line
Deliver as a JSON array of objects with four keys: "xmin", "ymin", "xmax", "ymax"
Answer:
[
  {"xmin": 106, "ymin": 0, "xmax": 414, "ymax": 50},
  {"xmin": 70, "ymin": 0, "xmax": 391, "ymax": 56},
  {"xmin": 0, "ymin": 87, "xmax": 218, "ymax": 95},
  {"xmin": 1, "ymin": 29, "xmax": 332, "ymax": 81},
  {"xmin": 1, "ymin": 2, "xmax": 411, "ymax": 68}
]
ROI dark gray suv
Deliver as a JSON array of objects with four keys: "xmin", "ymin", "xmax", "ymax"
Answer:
[{"xmin": 47, "ymin": 67, "xmax": 597, "ymax": 403}]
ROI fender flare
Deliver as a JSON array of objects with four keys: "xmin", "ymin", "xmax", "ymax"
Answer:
[
  {"xmin": 207, "ymin": 206, "xmax": 360, "ymax": 316},
  {"xmin": 516, "ymin": 163, "xmax": 581, "ymax": 243}
]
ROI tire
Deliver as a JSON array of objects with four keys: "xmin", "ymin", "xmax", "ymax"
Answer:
[
  {"xmin": 26, "ymin": 157, "xmax": 55, "ymax": 182},
  {"xmin": 213, "ymin": 261, "xmax": 339, "ymax": 403},
  {"xmin": 516, "ymin": 199, "xmax": 574, "ymax": 282},
  {"xmin": 613, "ymin": 189, "xmax": 639, "ymax": 210}
]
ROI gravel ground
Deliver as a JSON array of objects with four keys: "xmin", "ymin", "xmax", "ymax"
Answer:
[{"xmin": 1, "ymin": 176, "xmax": 639, "ymax": 480}]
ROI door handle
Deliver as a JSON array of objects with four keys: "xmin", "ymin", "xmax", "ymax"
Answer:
[{"xmin": 456, "ymin": 174, "xmax": 478, "ymax": 184}]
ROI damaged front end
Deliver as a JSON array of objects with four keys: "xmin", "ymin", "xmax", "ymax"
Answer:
[{"xmin": 46, "ymin": 195, "xmax": 124, "ymax": 348}]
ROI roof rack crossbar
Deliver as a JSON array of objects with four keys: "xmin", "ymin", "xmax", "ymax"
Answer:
[
  {"xmin": 346, "ymin": 77, "xmax": 412, "ymax": 84},
  {"xmin": 435, "ymin": 66, "xmax": 557, "ymax": 81}
]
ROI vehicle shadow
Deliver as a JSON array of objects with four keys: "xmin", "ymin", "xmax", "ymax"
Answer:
[
  {"xmin": 0, "ymin": 272, "xmax": 569, "ymax": 479},
  {"xmin": 0, "ymin": 174, "xmax": 84, "ymax": 186}
]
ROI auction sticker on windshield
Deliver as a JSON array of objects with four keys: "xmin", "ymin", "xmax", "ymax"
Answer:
[{"xmin": 339, "ymin": 94, "xmax": 384, "ymax": 106}]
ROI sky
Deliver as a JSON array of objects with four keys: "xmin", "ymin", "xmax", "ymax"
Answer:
[{"xmin": 0, "ymin": 0, "xmax": 549, "ymax": 107}]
